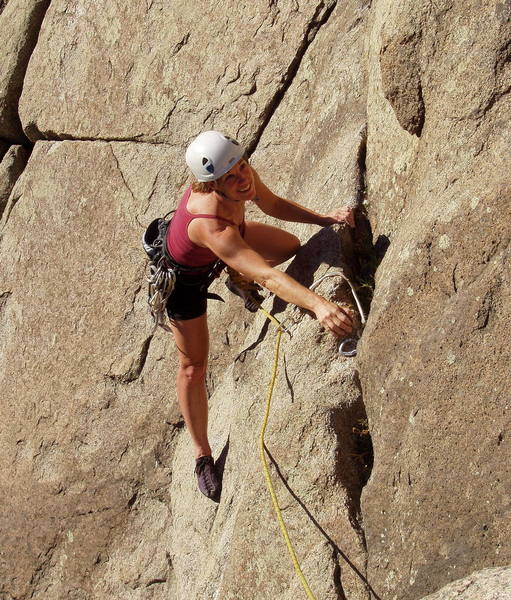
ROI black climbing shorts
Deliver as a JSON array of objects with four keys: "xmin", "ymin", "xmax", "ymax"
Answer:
[{"xmin": 166, "ymin": 271, "xmax": 210, "ymax": 321}]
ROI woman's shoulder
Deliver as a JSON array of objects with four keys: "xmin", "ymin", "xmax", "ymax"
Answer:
[{"xmin": 187, "ymin": 189, "xmax": 219, "ymax": 215}]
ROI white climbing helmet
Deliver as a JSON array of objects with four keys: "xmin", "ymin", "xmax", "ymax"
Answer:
[{"xmin": 185, "ymin": 131, "xmax": 245, "ymax": 182}]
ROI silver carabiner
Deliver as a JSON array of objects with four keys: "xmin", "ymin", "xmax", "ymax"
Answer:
[{"xmin": 339, "ymin": 337, "xmax": 358, "ymax": 357}]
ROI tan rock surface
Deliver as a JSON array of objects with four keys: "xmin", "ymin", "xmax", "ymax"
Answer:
[
  {"xmin": 251, "ymin": 0, "xmax": 369, "ymax": 239},
  {"xmin": 0, "ymin": 0, "xmax": 509, "ymax": 598},
  {"xmin": 359, "ymin": 0, "xmax": 511, "ymax": 598},
  {"xmin": 0, "ymin": 140, "xmax": 250, "ymax": 599},
  {"xmin": 1, "ymin": 138, "xmax": 365, "ymax": 598},
  {"xmin": 0, "ymin": 0, "xmax": 50, "ymax": 142},
  {"xmin": 19, "ymin": 0, "xmax": 337, "ymax": 144},
  {"xmin": 420, "ymin": 566, "xmax": 511, "ymax": 600},
  {"xmin": 161, "ymin": 7, "xmax": 375, "ymax": 592}
]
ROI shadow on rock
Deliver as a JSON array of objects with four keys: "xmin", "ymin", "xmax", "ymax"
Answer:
[
  {"xmin": 235, "ymin": 227, "xmax": 346, "ymax": 361},
  {"xmin": 264, "ymin": 444, "xmax": 382, "ymax": 600},
  {"xmin": 215, "ymin": 435, "xmax": 230, "ymax": 480}
]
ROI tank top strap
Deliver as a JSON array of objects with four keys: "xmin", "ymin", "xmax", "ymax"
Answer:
[{"xmin": 187, "ymin": 213, "xmax": 238, "ymax": 227}]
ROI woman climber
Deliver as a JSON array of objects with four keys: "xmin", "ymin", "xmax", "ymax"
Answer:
[{"xmin": 166, "ymin": 131, "xmax": 355, "ymax": 500}]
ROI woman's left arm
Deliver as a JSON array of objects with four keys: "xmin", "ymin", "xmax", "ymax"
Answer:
[{"xmin": 252, "ymin": 167, "xmax": 355, "ymax": 228}]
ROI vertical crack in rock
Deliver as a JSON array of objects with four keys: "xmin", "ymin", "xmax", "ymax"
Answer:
[
  {"xmin": 330, "ymin": 390, "xmax": 373, "ymax": 532},
  {"xmin": 332, "ymin": 547, "xmax": 348, "ymax": 600},
  {"xmin": 355, "ymin": 126, "xmax": 367, "ymax": 205},
  {"xmin": 330, "ymin": 378, "xmax": 375, "ymax": 600},
  {"xmin": 153, "ymin": 95, "xmax": 186, "ymax": 138},
  {"xmin": 127, "ymin": 490, "xmax": 138, "ymax": 509},
  {"xmin": 1, "ymin": 188, "xmax": 23, "ymax": 230},
  {"xmin": 124, "ymin": 282, "xmax": 143, "ymax": 320},
  {"xmin": 343, "ymin": 131, "xmax": 386, "ymax": 599},
  {"xmin": 109, "ymin": 144, "xmax": 137, "ymax": 204},
  {"xmin": 0, "ymin": 291, "xmax": 12, "ymax": 314},
  {"xmin": 28, "ymin": 537, "xmax": 59, "ymax": 592},
  {"xmin": 2, "ymin": 0, "xmax": 52, "ymax": 144},
  {"xmin": 283, "ymin": 352, "xmax": 296, "ymax": 403},
  {"xmin": 108, "ymin": 334, "xmax": 153, "ymax": 384},
  {"xmin": 122, "ymin": 334, "xmax": 153, "ymax": 383},
  {"xmin": 332, "ymin": 132, "xmax": 382, "ymax": 599},
  {"xmin": 350, "ymin": 130, "xmax": 391, "ymax": 315},
  {"xmin": 246, "ymin": 0, "xmax": 338, "ymax": 156},
  {"xmin": 0, "ymin": 145, "xmax": 31, "ymax": 220},
  {"xmin": 171, "ymin": 32, "xmax": 190, "ymax": 57}
]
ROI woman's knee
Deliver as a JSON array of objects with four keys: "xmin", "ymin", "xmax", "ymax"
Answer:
[
  {"xmin": 274, "ymin": 233, "xmax": 300, "ymax": 264},
  {"xmin": 177, "ymin": 359, "xmax": 208, "ymax": 384},
  {"xmin": 288, "ymin": 234, "xmax": 301, "ymax": 257}
]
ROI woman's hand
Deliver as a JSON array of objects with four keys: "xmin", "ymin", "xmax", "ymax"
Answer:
[
  {"xmin": 313, "ymin": 298, "xmax": 353, "ymax": 337},
  {"xmin": 323, "ymin": 206, "xmax": 356, "ymax": 228}
]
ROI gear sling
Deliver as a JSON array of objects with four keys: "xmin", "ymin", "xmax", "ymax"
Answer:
[{"xmin": 142, "ymin": 214, "xmax": 224, "ymax": 331}]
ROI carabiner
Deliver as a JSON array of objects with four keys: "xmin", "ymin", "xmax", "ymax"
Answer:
[{"xmin": 339, "ymin": 337, "xmax": 358, "ymax": 357}]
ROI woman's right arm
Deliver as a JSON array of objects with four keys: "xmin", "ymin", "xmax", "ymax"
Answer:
[{"xmin": 198, "ymin": 221, "xmax": 353, "ymax": 336}]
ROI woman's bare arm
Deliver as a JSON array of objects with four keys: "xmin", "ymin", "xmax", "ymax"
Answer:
[
  {"xmin": 251, "ymin": 167, "xmax": 355, "ymax": 227},
  {"xmin": 195, "ymin": 219, "xmax": 353, "ymax": 336}
]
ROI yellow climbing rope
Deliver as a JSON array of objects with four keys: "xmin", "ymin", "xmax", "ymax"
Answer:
[
  {"xmin": 257, "ymin": 306, "xmax": 318, "ymax": 600},
  {"xmin": 256, "ymin": 272, "xmax": 364, "ymax": 597}
]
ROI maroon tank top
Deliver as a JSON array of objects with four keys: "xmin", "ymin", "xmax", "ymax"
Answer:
[{"xmin": 167, "ymin": 186, "xmax": 245, "ymax": 267}]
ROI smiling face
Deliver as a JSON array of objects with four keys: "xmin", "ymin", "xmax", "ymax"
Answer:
[{"xmin": 213, "ymin": 159, "xmax": 255, "ymax": 201}]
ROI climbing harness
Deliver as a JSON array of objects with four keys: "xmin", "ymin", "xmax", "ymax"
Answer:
[
  {"xmin": 142, "ymin": 215, "xmax": 225, "ymax": 332},
  {"xmin": 257, "ymin": 271, "xmax": 366, "ymax": 600}
]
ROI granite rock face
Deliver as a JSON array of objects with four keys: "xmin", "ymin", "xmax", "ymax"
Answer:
[
  {"xmin": 420, "ymin": 567, "xmax": 511, "ymax": 600},
  {"xmin": 359, "ymin": 0, "xmax": 511, "ymax": 598},
  {"xmin": 251, "ymin": 0, "xmax": 369, "ymax": 235},
  {"xmin": 2, "ymin": 1, "xmax": 373, "ymax": 597},
  {"xmin": 0, "ymin": 141, "xmax": 179, "ymax": 599},
  {"xmin": 0, "ymin": 0, "xmax": 510, "ymax": 599},
  {"xmin": 19, "ymin": 0, "xmax": 337, "ymax": 145},
  {"xmin": 0, "ymin": 139, "xmax": 269, "ymax": 599}
]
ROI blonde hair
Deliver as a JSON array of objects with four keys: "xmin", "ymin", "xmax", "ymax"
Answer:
[
  {"xmin": 190, "ymin": 154, "xmax": 250, "ymax": 194},
  {"xmin": 191, "ymin": 180, "xmax": 215, "ymax": 193}
]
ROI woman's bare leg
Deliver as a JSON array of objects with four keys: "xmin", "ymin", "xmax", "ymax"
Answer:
[
  {"xmin": 243, "ymin": 221, "xmax": 301, "ymax": 266},
  {"xmin": 170, "ymin": 313, "xmax": 211, "ymax": 459}
]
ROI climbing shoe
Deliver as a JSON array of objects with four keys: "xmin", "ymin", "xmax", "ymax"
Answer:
[
  {"xmin": 194, "ymin": 455, "xmax": 221, "ymax": 501},
  {"xmin": 225, "ymin": 267, "xmax": 264, "ymax": 312}
]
